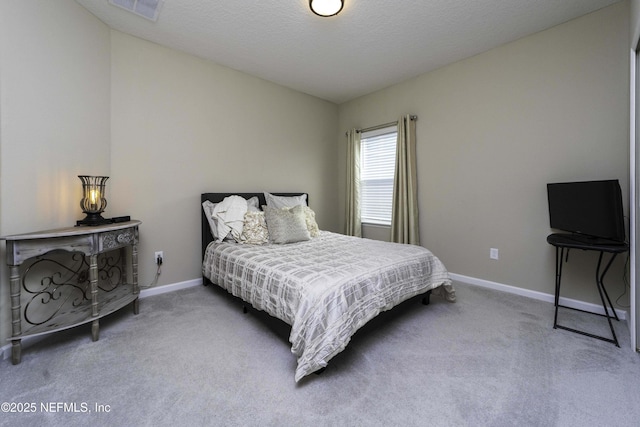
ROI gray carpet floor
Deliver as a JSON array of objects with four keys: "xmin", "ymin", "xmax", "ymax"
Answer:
[{"xmin": 0, "ymin": 281, "xmax": 639, "ymax": 427}]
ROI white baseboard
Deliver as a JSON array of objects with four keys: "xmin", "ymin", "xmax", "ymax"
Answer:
[
  {"xmin": 2, "ymin": 278, "xmax": 203, "ymax": 361},
  {"xmin": 139, "ymin": 278, "xmax": 202, "ymax": 298},
  {"xmin": 450, "ymin": 273, "xmax": 627, "ymax": 320}
]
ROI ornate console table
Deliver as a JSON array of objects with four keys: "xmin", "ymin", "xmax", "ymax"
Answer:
[{"xmin": 1, "ymin": 220, "xmax": 141, "ymax": 364}]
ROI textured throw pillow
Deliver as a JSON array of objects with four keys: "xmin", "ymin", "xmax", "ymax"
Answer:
[
  {"xmin": 264, "ymin": 192, "xmax": 307, "ymax": 209},
  {"xmin": 240, "ymin": 211, "xmax": 269, "ymax": 245},
  {"xmin": 264, "ymin": 205, "xmax": 311, "ymax": 244},
  {"xmin": 302, "ymin": 206, "xmax": 320, "ymax": 238}
]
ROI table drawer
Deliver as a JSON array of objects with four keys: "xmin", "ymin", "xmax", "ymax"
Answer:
[
  {"xmin": 99, "ymin": 227, "xmax": 138, "ymax": 252},
  {"xmin": 7, "ymin": 235, "xmax": 93, "ymax": 265}
]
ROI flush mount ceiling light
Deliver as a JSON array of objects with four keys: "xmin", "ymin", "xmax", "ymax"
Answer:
[{"xmin": 309, "ymin": 0, "xmax": 344, "ymax": 17}]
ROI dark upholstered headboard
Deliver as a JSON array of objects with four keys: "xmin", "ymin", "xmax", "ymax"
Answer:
[{"xmin": 200, "ymin": 192, "xmax": 308, "ymax": 262}]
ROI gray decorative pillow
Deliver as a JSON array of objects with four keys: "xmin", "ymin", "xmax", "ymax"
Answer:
[
  {"xmin": 202, "ymin": 200, "xmax": 219, "ymax": 239},
  {"xmin": 264, "ymin": 205, "xmax": 311, "ymax": 244},
  {"xmin": 240, "ymin": 211, "xmax": 269, "ymax": 245},
  {"xmin": 264, "ymin": 192, "xmax": 308, "ymax": 209}
]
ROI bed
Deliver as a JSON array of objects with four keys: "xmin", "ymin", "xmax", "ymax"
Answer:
[{"xmin": 201, "ymin": 192, "xmax": 456, "ymax": 382}]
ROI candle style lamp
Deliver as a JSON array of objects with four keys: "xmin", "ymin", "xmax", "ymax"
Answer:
[{"xmin": 77, "ymin": 175, "xmax": 109, "ymax": 226}]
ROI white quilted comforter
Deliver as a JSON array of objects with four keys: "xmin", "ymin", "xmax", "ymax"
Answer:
[{"xmin": 202, "ymin": 231, "xmax": 455, "ymax": 382}]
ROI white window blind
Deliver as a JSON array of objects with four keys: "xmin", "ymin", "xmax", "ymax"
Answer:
[{"xmin": 360, "ymin": 126, "xmax": 397, "ymax": 225}]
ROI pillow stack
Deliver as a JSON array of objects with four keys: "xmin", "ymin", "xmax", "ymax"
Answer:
[{"xmin": 202, "ymin": 192, "xmax": 320, "ymax": 245}]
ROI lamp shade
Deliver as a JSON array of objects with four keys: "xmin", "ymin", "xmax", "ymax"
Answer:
[
  {"xmin": 77, "ymin": 175, "xmax": 109, "ymax": 226},
  {"xmin": 309, "ymin": 0, "xmax": 343, "ymax": 17}
]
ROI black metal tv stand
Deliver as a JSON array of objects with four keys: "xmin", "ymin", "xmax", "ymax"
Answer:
[{"xmin": 546, "ymin": 233, "xmax": 628, "ymax": 347}]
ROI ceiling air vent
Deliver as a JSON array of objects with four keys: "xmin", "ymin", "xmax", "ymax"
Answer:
[{"xmin": 108, "ymin": 0, "xmax": 164, "ymax": 22}]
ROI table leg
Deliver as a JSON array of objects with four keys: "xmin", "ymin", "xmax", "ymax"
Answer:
[
  {"xmin": 132, "ymin": 241, "xmax": 139, "ymax": 315},
  {"xmin": 594, "ymin": 252, "xmax": 619, "ymax": 347},
  {"xmin": 9, "ymin": 265, "xmax": 22, "ymax": 364},
  {"xmin": 553, "ymin": 247, "xmax": 565, "ymax": 328},
  {"xmin": 11, "ymin": 340, "xmax": 21, "ymax": 365},
  {"xmin": 596, "ymin": 252, "xmax": 620, "ymax": 321},
  {"xmin": 89, "ymin": 254, "xmax": 100, "ymax": 341},
  {"xmin": 91, "ymin": 319, "xmax": 100, "ymax": 341}
]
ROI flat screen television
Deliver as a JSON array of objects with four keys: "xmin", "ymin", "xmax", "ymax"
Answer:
[{"xmin": 547, "ymin": 179, "xmax": 625, "ymax": 243}]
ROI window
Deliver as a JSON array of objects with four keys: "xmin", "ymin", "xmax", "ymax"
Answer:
[{"xmin": 360, "ymin": 126, "xmax": 397, "ymax": 225}]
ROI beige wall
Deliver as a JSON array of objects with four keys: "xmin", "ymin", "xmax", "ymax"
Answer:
[
  {"xmin": 0, "ymin": 1, "xmax": 111, "ymax": 344},
  {"xmin": 0, "ymin": 4, "xmax": 338, "ymax": 345},
  {"xmin": 109, "ymin": 31, "xmax": 339, "ymax": 291},
  {"xmin": 338, "ymin": 2, "xmax": 630, "ymax": 307},
  {"xmin": 0, "ymin": 0, "xmax": 111, "ymax": 233}
]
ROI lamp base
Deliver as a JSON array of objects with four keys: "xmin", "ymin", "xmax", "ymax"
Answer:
[{"xmin": 77, "ymin": 213, "xmax": 110, "ymax": 226}]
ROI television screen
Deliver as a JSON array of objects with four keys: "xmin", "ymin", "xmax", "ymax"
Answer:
[{"xmin": 547, "ymin": 179, "xmax": 625, "ymax": 243}]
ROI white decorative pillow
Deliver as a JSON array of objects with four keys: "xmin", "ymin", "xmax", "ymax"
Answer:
[
  {"xmin": 203, "ymin": 196, "xmax": 263, "ymax": 242},
  {"xmin": 303, "ymin": 206, "xmax": 320, "ymax": 238},
  {"xmin": 263, "ymin": 205, "xmax": 311, "ymax": 244},
  {"xmin": 240, "ymin": 211, "xmax": 269, "ymax": 245},
  {"xmin": 247, "ymin": 196, "xmax": 261, "ymax": 212},
  {"xmin": 211, "ymin": 195, "xmax": 248, "ymax": 242},
  {"xmin": 264, "ymin": 192, "xmax": 307, "ymax": 209}
]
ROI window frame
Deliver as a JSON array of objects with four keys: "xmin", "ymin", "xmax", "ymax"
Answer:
[{"xmin": 359, "ymin": 125, "xmax": 398, "ymax": 226}]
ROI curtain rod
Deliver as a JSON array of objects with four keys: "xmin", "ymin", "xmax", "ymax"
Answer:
[{"xmin": 345, "ymin": 115, "xmax": 417, "ymax": 136}]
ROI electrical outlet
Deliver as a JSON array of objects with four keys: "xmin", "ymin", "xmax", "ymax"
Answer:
[
  {"xmin": 155, "ymin": 251, "xmax": 164, "ymax": 264},
  {"xmin": 490, "ymin": 248, "xmax": 499, "ymax": 260}
]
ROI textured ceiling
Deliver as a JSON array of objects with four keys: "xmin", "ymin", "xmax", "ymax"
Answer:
[{"xmin": 75, "ymin": 0, "xmax": 621, "ymax": 104}]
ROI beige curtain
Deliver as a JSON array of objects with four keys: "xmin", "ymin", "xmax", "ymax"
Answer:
[
  {"xmin": 345, "ymin": 129, "xmax": 362, "ymax": 237},
  {"xmin": 391, "ymin": 115, "xmax": 420, "ymax": 244}
]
